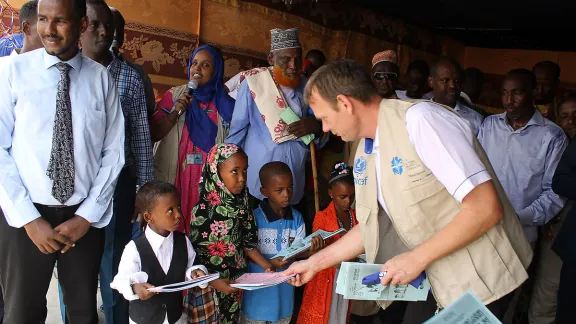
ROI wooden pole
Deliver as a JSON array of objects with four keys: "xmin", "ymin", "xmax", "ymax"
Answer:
[{"xmin": 310, "ymin": 141, "xmax": 320, "ymax": 213}]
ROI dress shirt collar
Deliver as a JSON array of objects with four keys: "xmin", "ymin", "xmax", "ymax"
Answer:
[
  {"xmin": 373, "ymin": 127, "xmax": 379, "ymax": 151},
  {"xmin": 10, "ymin": 49, "xmax": 19, "ymax": 56},
  {"xmin": 497, "ymin": 109, "xmax": 545, "ymax": 129},
  {"xmin": 144, "ymin": 227, "xmax": 174, "ymax": 254},
  {"xmin": 43, "ymin": 49, "xmax": 82, "ymax": 73},
  {"xmin": 260, "ymin": 199, "xmax": 293, "ymax": 222},
  {"xmin": 454, "ymin": 101, "xmax": 468, "ymax": 113},
  {"xmin": 365, "ymin": 127, "xmax": 379, "ymax": 154}
]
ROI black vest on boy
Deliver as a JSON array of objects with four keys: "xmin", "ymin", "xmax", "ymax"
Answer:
[{"xmin": 129, "ymin": 231, "xmax": 187, "ymax": 324}]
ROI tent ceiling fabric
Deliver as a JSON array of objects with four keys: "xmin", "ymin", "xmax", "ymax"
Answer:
[{"xmin": 267, "ymin": 0, "xmax": 576, "ymax": 51}]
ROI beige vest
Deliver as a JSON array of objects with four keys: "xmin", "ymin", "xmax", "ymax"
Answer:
[{"xmin": 353, "ymin": 99, "xmax": 533, "ymax": 308}]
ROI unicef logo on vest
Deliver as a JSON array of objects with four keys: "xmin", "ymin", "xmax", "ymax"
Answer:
[
  {"xmin": 354, "ymin": 157, "xmax": 366, "ymax": 175},
  {"xmin": 391, "ymin": 156, "xmax": 403, "ymax": 175},
  {"xmin": 354, "ymin": 157, "xmax": 368, "ymax": 185}
]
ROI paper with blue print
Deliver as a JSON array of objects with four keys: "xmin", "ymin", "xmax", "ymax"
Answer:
[
  {"xmin": 424, "ymin": 290, "xmax": 501, "ymax": 324},
  {"xmin": 336, "ymin": 262, "xmax": 429, "ymax": 301}
]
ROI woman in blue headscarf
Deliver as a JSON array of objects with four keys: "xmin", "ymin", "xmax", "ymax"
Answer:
[{"xmin": 151, "ymin": 45, "xmax": 235, "ymax": 235}]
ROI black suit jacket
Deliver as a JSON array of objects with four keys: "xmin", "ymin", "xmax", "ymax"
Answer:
[{"xmin": 552, "ymin": 139, "xmax": 576, "ymax": 262}]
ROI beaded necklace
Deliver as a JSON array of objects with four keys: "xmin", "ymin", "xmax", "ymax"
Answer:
[{"xmin": 337, "ymin": 209, "xmax": 354, "ymax": 232}]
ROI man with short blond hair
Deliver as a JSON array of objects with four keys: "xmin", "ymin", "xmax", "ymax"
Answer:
[{"xmin": 283, "ymin": 59, "xmax": 532, "ymax": 323}]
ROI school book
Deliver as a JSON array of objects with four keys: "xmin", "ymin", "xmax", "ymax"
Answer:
[
  {"xmin": 271, "ymin": 228, "xmax": 346, "ymax": 261},
  {"xmin": 230, "ymin": 273, "xmax": 296, "ymax": 291},
  {"xmin": 424, "ymin": 290, "xmax": 501, "ymax": 324},
  {"xmin": 335, "ymin": 262, "xmax": 430, "ymax": 301},
  {"xmin": 147, "ymin": 273, "xmax": 220, "ymax": 293},
  {"xmin": 279, "ymin": 108, "xmax": 315, "ymax": 145}
]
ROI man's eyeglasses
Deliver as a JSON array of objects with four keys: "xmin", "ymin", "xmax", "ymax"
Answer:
[{"xmin": 373, "ymin": 72, "xmax": 398, "ymax": 81}]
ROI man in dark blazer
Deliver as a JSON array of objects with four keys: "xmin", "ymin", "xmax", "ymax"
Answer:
[{"xmin": 552, "ymin": 97, "xmax": 576, "ymax": 324}]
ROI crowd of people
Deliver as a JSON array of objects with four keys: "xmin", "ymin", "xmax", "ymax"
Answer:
[{"xmin": 0, "ymin": 0, "xmax": 575, "ymax": 324}]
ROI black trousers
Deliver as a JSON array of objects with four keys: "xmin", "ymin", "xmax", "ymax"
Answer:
[
  {"xmin": 0, "ymin": 204, "xmax": 104, "ymax": 324},
  {"xmin": 556, "ymin": 260, "xmax": 576, "ymax": 324},
  {"xmin": 402, "ymin": 291, "xmax": 514, "ymax": 324},
  {"xmin": 350, "ymin": 301, "xmax": 408, "ymax": 324},
  {"xmin": 0, "ymin": 288, "xmax": 3, "ymax": 324}
]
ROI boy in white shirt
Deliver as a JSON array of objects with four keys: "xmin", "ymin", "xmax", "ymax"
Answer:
[{"xmin": 111, "ymin": 180, "xmax": 209, "ymax": 324}]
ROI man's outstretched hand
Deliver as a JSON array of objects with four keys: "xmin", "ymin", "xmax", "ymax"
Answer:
[
  {"xmin": 281, "ymin": 258, "xmax": 320, "ymax": 287},
  {"xmin": 379, "ymin": 252, "xmax": 427, "ymax": 286}
]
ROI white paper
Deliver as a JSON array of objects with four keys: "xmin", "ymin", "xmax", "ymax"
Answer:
[
  {"xmin": 147, "ymin": 273, "xmax": 220, "ymax": 293},
  {"xmin": 230, "ymin": 273, "xmax": 296, "ymax": 290}
]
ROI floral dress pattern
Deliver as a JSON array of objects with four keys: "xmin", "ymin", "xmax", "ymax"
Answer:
[{"xmin": 189, "ymin": 143, "xmax": 258, "ymax": 324}]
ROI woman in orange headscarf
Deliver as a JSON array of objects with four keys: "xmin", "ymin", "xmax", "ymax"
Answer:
[{"xmin": 298, "ymin": 163, "xmax": 357, "ymax": 324}]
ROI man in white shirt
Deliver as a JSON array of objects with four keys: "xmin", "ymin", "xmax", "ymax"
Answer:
[
  {"xmin": 0, "ymin": 3, "xmax": 44, "ymax": 321},
  {"xmin": 11, "ymin": 0, "xmax": 44, "ymax": 56},
  {"xmin": 283, "ymin": 59, "xmax": 530, "ymax": 323},
  {"xmin": 0, "ymin": 0, "xmax": 42, "ymax": 68},
  {"xmin": 429, "ymin": 56, "xmax": 484, "ymax": 135},
  {"xmin": 0, "ymin": 0, "xmax": 125, "ymax": 323}
]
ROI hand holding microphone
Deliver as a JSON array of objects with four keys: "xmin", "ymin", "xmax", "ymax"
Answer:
[{"xmin": 175, "ymin": 80, "xmax": 198, "ymax": 117}]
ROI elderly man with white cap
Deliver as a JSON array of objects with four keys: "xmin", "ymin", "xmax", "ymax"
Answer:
[{"xmin": 226, "ymin": 28, "xmax": 326, "ymax": 208}]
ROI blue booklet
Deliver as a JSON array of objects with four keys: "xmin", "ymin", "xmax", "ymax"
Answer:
[{"xmin": 424, "ymin": 290, "xmax": 501, "ymax": 324}]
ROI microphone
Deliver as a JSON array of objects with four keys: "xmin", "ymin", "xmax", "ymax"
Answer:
[{"xmin": 187, "ymin": 79, "xmax": 198, "ymax": 96}]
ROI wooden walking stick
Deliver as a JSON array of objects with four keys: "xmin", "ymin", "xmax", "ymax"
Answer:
[{"xmin": 310, "ymin": 141, "xmax": 320, "ymax": 213}]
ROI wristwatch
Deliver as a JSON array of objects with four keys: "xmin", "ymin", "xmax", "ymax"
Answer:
[{"xmin": 177, "ymin": 108, "xmax": 185, "ymax": 118}]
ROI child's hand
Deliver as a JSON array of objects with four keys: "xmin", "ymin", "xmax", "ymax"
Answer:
[
  {"xmin": 264, "ymin": 260, "xmax": 276, "ymax": 273},
  {"xmin": 270, "ymin": 257, "xmax": 290, "ymax": 270},
  {"xmin": 308, "ymin": 235, "xmax": 325, "ymax": 254},
  {"xmin": 211, "ymin": 278, "xmax": 239, "ymax": 295},
  {"xmin": 191, "ymin": 269, "xmax": 206, "ymax": 279},
  {"xmin": 133, "ymin": 283, "xmax": 156, "ymax": 301}
]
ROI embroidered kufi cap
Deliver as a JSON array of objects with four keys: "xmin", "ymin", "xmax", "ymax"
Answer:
[
  {"xmin": 271, "ymin": 28, "xmax": 301, "ymax": 52},
  {"xmin": 372, "ymin": 50, "xmax": 398, "ymax": 68}
]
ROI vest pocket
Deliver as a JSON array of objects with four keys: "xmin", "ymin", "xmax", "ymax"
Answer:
[
  {"xmin": 398, "ymin": 179, "xmax": 453, "ymax": 240},
  {"xmin": 355, "ymin": 204, "xmax": 371, "ymax": 225},
  {"xmin": 356, "ymin": 203, "xmax": 379, "ymax": 263},
  {"xmin": 400, "ymin": 178, "xmax": 445, "ymax": 206},
  {"xmin": 466, "ymin": 234, "xmax": 517, "ymax": 297}
]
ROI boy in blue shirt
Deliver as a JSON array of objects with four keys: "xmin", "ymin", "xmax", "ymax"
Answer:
[{"xmin": 241, "ymin": 162, "xmax": 323, "ymax": 324}]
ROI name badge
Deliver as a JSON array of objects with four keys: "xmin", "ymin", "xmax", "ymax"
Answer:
[{"xmin": 186, "ymin": 153, "xmax": 203, "ymax": 165}]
